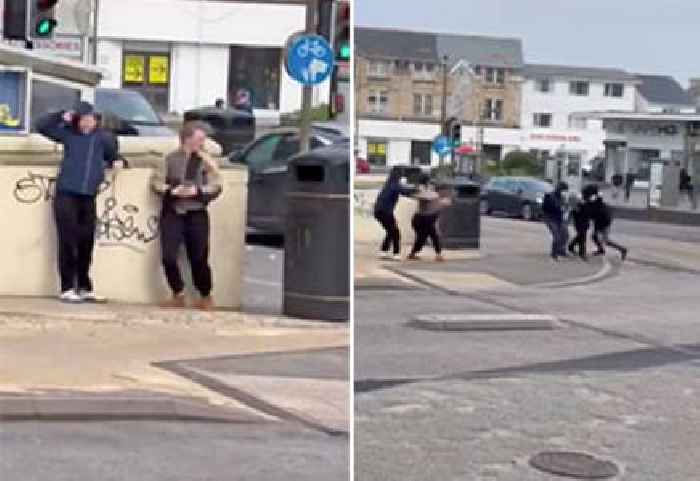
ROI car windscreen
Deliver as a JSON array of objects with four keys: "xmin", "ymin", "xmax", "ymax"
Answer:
[
  {"xmin": 521, "ymin": 180, "xmax": 553, "ymax": 193},
  {"xmin": 95, "ymin": 90, "xmax": 162, "ymax": 125}
]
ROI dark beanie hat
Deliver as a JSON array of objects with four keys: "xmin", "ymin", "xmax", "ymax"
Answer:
[{"xmin": 75, "ymin": 101, "xmax": 95, "ymax": 116}]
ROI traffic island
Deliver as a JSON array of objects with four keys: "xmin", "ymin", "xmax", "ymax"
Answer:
[{"xmin": 410, "ymin": 313, "xmax": 561, "ymax": 332}]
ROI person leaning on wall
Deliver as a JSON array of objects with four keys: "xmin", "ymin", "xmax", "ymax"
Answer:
[
  {"xmin": 150, "ymin": 121, "xmax": 223, "ymax": 310},
  {"xmin": 36, "ymin": 101, "xmax": 123, "ymax": 304}
]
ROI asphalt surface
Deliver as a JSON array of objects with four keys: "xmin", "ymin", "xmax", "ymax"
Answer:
[
  {"xmin": 355, "ymin": 216, "xmax": 700, "ymax": 480},
  {"xmin": 242, "ymin": 237, "xmax": 284, "ymax": 315},
  {"xmin": 0, "ymin": 421, "xmax": 347, "ymax": 481}
]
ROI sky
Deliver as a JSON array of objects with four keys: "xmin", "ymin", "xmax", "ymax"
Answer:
[{"xmin": 355, "ymin": 0, "xmax": 700, "ymax": 87}]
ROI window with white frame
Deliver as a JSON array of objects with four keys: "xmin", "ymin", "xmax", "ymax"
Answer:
[
  {"xmin": 368, "ymin": 89, "xmax": 389, "ymax": 113},
  {"xmin": 604, "ymin": 83, "xmax": 624, "ymax": 97},
  {"xmin": 496, "ymin": 68, "xmax": 505, "ymax": 85},
  {"xmin": 536, "ymin": 78, "xmax": 552, "ymax": 93},
  {"xmin": 533, "ymin": 113, "xmax": 553, "ymax": 128},
  {"xmin": 413, "ymin": 93, "xmax": 433, "ymax": 116},
  {"xmin": 484, "ymin": 98, "xmax": 504, "ymax": 121},
  {"xmin": 368, "ymin": 60, "xmax": 391, "ymax": 77},
  {"xmin": 569, "ymin": 80, "xmax": 590, "ymax": 96}
]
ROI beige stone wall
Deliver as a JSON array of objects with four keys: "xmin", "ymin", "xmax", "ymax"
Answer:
[{"xmin": 0, "ymin": 165, "xmax": 247, "ymax": 308}]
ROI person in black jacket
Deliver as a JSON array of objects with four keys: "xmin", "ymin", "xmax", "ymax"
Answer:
[
  {"xmin": 542, "ymin": 181, "xmax": 569, "ymax": 260},
  {"xmin": 588, "ymin": 191, "xmax": 628, "ymax": 260},
  {"xmin": 37, "ymin": 102, "xmax": 121, "ymax": 304},
  {"xmin": 567, "ymin": 193, "xmax": 590, "ymax": 260},
  {"xmin": 373, "ymin": 168, "xmax": 412, "ymax": 260}
]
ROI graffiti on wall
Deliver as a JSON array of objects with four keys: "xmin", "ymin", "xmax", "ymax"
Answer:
[{"xmin": 13, "ymin": 171, "xmax": 159, "ymax": 253}]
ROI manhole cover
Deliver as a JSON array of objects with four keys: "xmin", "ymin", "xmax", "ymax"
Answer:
[{"xmin": 529, "ymin": 451, "xmax": 619, "ymax": 479}]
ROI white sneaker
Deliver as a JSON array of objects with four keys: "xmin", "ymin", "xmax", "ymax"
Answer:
[
  {"xmin": 377, "ymin": 251, "xmax": 392, "ymax": 260},
  {"xmin": 391, "ymin": 254, "xmax": 402, "ymax": 261},
  {"xmin": 59, "ymin": 290, "xmax": 83, "ymax": 303},
  {"xmin": 78, "ymin": 290, "xmax": 107, "ymax": 303}
]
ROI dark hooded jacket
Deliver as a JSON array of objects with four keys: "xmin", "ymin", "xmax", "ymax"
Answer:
[
  {"xmin": 36, "ymin": 103, "xmax": 119, "ymax": 196},
  {"xmin": 589, "ymin": 197, "xmax": 612, "ymax": 230}
]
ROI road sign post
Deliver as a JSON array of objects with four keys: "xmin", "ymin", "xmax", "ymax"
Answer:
[{"xmin": 285, "ymin": 0, "xmax": 335, "ymax": 153}]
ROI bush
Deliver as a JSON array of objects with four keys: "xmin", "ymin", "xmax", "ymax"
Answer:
[
  {"xmin": 280, "ymin": 104, "xmax": 331, "ymax": 126},
  {"xmin": 502, "ymin": 151, "xmax": 539, "ymax": 176}
]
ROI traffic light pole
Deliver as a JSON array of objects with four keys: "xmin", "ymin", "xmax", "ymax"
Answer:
[
  {"xmin": 92, "ymin": 0, "xmax": 99, "ymax": 64},
  {"xmin": 299, "ymin": 0, "xmax": 317, "ymax": 154}
]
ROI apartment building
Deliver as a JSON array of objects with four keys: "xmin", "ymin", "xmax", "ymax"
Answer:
[
  {"xmin": 355, "ymin": 27, "xmax": 523, "ymax": 167},
  {"xmin": 520, "ymin": 64, "xmax": 639, "ymax": 187}
]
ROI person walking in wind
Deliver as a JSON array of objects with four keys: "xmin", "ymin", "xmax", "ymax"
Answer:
[
  {"xmin": 36, "ymin": 102, "xmax": 121, "ymax": 303},
  {"xmin": 151, "ymin": 121, "xmax": 223, "ymax": 310},
  {"xmin": 542, "ymin": 181, "xmax": 569, "ymax": 260}
]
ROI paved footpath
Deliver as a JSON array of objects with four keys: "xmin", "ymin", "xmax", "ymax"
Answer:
[{"xmin": 0, "ymin": 297, "xmax": 349, "ymax": 433}]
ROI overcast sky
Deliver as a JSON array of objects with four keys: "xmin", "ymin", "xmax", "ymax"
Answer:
[{"xmin": 355, "ymin": 0, "xmax": 700, "ymax": 86}]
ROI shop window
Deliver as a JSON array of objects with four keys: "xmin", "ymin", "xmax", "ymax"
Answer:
[
  {"xmin": 229, "ymin": 46, "xmax": 281, "ymax": 110},
  {"xmin": 30, "ymin": 78, "xmax": 80, "ymax": 132},
  {"xmin": 0, "ymin": 70, "xmax": 27, "ymax": 133},
  {"xmin": 367, "ymin": 139, "xmax": 388, "ymax": 166},
  {"xmin": 122, "ymin": 52, "xmax": 170, "ymax": 113}
]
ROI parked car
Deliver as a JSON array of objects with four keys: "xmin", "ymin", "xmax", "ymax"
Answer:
[
  {"xmin": 480, "ymin": 176, "xmax": 553, "ymax": 221},
  {"xmin": 183, "ymin": 105, "xmax": 255, "ymax": 155},
  {"xmin": 94, "ymin": 88, "xmax": 174, "ymax": 136},
  {"xmin": 229, "ymin": 127, "xmax": 349, "ymax": 235}
]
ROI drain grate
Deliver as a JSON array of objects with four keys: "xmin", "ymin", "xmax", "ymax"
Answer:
[{"xmin": 529, "ymin": 451, "xmax": 619, "ymax": 479}]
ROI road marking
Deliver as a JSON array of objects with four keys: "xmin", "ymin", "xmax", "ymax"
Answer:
[{"xmin": 244, "ymin": 277, "xmax": 281, "ymax": 288}]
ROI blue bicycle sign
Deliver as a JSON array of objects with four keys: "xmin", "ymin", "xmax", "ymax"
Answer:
[{"xmin": 286, "ymin": 34, "xmax": 335, "ymax": 86}]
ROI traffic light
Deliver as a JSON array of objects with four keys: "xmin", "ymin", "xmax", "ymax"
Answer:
[
  {"xmin": 450, "ymin": 122, "xmax": 462, "ymax": 146},
  {"xmin": 317, "ymin": 0, "xmax": 333, "ymax": 42},
  {"xmin": 334, "ymin": 1, "xmax": 349, "ymax": 61},
  {"xmin": 1, "ymin": 0, "xmax": 58, "ymax": 41},
  {"xmin": 32, "ymin": 0, "xmax": 58, "ymax": 38}
]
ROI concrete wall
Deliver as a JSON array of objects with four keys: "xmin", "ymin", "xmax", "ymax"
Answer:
[{"xmin": 0, "ymin": 165, "xmax": 247, "ymax": 308}]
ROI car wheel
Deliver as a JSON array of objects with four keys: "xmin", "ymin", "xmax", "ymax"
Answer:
[
  {"xmin": 480, "ymin": 199, "xmax": 491, "ymax": 215},
  {"xmin": 521, "ymin": 203, "xmax": 534, "ymax": 221}
]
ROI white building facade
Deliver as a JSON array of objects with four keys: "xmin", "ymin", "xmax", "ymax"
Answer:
[
  {"xmin": 93, "ymin": 0, "xmax": 329, "ymax": 120},
  {"xmin": 520, "ymin": 64, "xmax": 639, "ymax": 187}
]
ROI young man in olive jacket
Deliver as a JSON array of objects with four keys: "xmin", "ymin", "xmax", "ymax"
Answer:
[
  {"xmin": 36, "ymin": 102, "xmax": 121, "ymax": 303},
  {"xmin": 151, "ymin": 121, "xmax": 223, "ymax": 310}
]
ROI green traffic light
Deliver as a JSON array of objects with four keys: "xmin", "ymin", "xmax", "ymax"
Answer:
[
  {"xmin": 35, "ymin": 18, "xmax": 57, "ymax": 36},
  {"xmin": 339, "ymin": 42, "xmax": 350, "ymax": 60}
]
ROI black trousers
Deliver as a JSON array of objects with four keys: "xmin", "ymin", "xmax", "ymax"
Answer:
[
  {"xmin": 410, "ymin": 213, "xmax": 441, "ymax": 255},
  {"xmin": 593, "ymin": 227, "xmax": 626, "ymax": 254},
  {"xmin": 374, "ymin": 210, "xmax": 400, "ymax": 254},
  {"xmin": 568, "ymin": 228, "xmax": 588, "ymax": 257},
  {"xmin": 53, "ymin": 191, "xmax": 97, "ymax": 293},
  {"xmin": 160, "ymin": 209, "xmax": 213, "ymax": 297}
]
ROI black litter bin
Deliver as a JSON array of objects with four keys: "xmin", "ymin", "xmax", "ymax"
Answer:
[
  {"xmin": 284, "ymin": 144, "xmax": 350, "ymax": 321},
  {"xmin": 183, "ymin": 107, "xmax": 255, "ymax": 155},
  {"xmin": 436, "ymin": 178, "xmax": 481, "ymax": 249}
]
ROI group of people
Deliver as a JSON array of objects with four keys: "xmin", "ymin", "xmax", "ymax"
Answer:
[
  {"xmin": 543, "ymin": 181, "xmax": 628, "ymax": 262},
  {"xmin": 37, "ymin": 102, "xmax": 221, "ymax": 309},
  {"xmin": 373, "ymin": 170, "xmax": 451, "ymax": 262}
]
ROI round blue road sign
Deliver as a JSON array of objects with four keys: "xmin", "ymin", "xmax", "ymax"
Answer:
[
  {"xmin": 286, "ymin": 34, "xmax": 335, "ymax": 86},
  {"xmin": 432, "ymin": 135, "xmax": 453, "ymax": 156}
]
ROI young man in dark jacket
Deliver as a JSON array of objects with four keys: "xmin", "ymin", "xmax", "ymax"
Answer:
[
  {"xmin": 373, "ymin": 168, "xmax": 411, "ymax": 260},
  {"xmin": 589, "ymin": 192, "xmax": 628, "ymax": 260},
  {"xmin": 542, "ymin": 181, "xmax": 569, "ymax": 260},
  {"xmin": 151, "ymin": 121, "xmax": 223, "ymax": 310},
  {"xmin": 37, "ymin": 102, "xmax": 121, "ymax": 303},
  {"xmin": 567, "ymin": 193, "xmax": 590, "ymax": 260}
]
